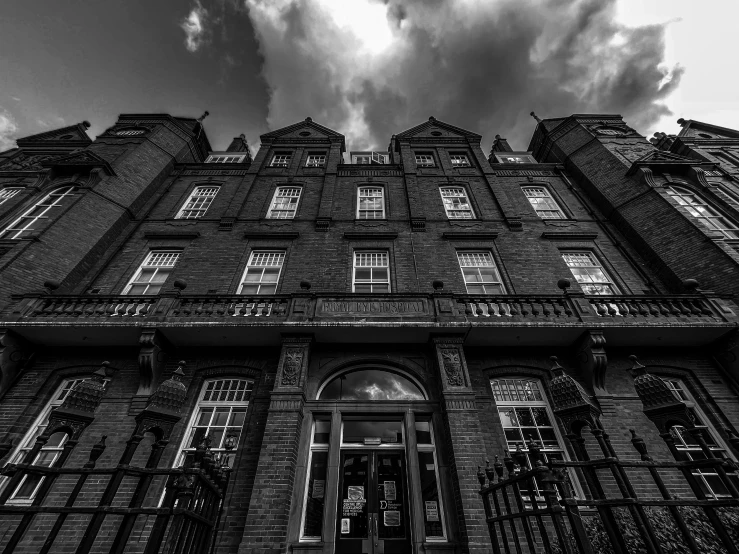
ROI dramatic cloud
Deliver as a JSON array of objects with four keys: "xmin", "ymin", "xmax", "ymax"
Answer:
[
  {"xmin": 244, "ymin": 0, "xmax": 682, "ymax": 150},
  {"xmin": 181, "ymin": 1, "xmax": 210, "ymax": 52},
  {"xmin": 0, "ymin": 108, "xmax": 19, "ymax": 152}
]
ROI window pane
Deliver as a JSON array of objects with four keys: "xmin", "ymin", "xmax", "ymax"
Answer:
[
  {"xmin": 320, "ymin": 370, "xmax": 424, "ymax": 401},
  {"xmin": 343, "ymin": 420, "xmax": 403, "ymax": 443},
  {"xmin": 415, "ymin": 420, "xmax": 432, "ymax": 444},
  {"xmin": 418, "ymin": 451, "xmax": 444, "ymax": 537},
  {"xmin": 313, "ymin": 419, "xmax": 331, "ymax": 444},
  {"xmin": 303, "ymin": 451, "xmax": 328, "ymax": 538}
]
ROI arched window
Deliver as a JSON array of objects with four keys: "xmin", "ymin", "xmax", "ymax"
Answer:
[
  {"xmin": 661, "ymin": 378, "xmax": 738, "ymax": 497},
  {"xmin": 318, "ymin": 369, "xmax": 425, "ymax": 400},
  {"xmin": 0, "ymin": 186, "xmax": 76, "ymax": 239},
  {"xmin": 491, "ymin": 377, "xmax": 569, "ymax": 497},
  {"xmin": 665, "ymin": 185, "xmax": 739, "ymax": 238},
  {"xmin": 2, "ymin": 378, "xmax": 105, "ymax": 502},
  {"xmin": 175, "ymin": 378, "xmax": 253, "ymax": 467}
]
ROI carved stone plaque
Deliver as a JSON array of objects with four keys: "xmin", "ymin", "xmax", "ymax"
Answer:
[
  {"xmin": 281, "ymin": 348, "xmax": 304, "ymax": 386},
  {"xmin": 317, "ymin": 298, "xmax": 427, "ymax": 317},
  {"xmin": 441, "ymin": 348, "xmax": 464, "ymax": 387}
]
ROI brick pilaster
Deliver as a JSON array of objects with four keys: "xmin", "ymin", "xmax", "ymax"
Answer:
[
  {"xmin": 239, "ymin": 336, "xmax": 312, "ymax": 554},
  {"xmin": 432, "ymin": 337, "xmax": 491, "ymax": 554}
]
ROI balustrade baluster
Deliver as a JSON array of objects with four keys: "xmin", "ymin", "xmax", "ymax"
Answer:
[
  {"xmin": 487, "ymin": 301, "xmax": 497, "ymax": 317},
  {"xmin": 262, "ymin": 300, "xmax": 271, "ymax": 316},
  {"xmin": 647, "ymin": 301, "xmax": 659, "ymax": 316}
]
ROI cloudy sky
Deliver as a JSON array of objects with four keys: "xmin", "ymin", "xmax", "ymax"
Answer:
[{"xmin": 0, "ymin": 0, "xmax": 737, "ymax": 155}]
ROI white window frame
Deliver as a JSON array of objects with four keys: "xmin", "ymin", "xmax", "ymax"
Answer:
[
  {"xmin": 174, "ymin": 378, "xmax": 253, "ymax": 468},
  {"xmin": 661, "ymin": 378, "xmax": 738, "ymax": 498},
  {"xmin": 352, "ymin": 251, "xmax": 391, "ymax": 293},
  {"xmin": 306, "ymin": 153, "xmax": 326, "ymax": 167},
  {"xmin": 562, "ymin": 251, "xmax": 617, "ymax": 295},
  {"xmin": 0, "ymin": 187, "xmax": 22, "ymax": 206},
  {"xmin": 522, "ymin": 186, "xmax": 566, "ymax": 219},
  {"xmin": 0, "ymin": 186, "xmax": 76, "ymax": 239},
  {"xmin": 491, "ymin": 378, "xmax": 578, "ymax": 499},
  {"xmin": 300, "ymin": 418, "xmax": 331, "ymax": 541},
  {"xmin": 123, "ymin": 251, "xmax": 180, "ymax": 295},
  {"xmin": 440, "ymin": 187, "xmax": 475, "ymax": 219},
  {"xmin": 2, "ymin": 378, "xmax": 106, "ymax": 503},
  {"xmin": 457, "ymin": 251, "xmax": 505, "ymax": 294},
  {"xmin": 449, "ymin": 153, "xmax": 470, "ymax": 167},
  {"xmin": 665, "ymin": 185, "xmax": 739, "ymax": 239},
  {"xmin": 238, "ymin": 251, "xmax": 285, "ymax": 296},
  {"xmin": 356, "ymin": 186, "xmax": 385, "ymax": 219},
  {"xmin": 175, "ymin": 186, "xmax": 220, "ymax": 219},
  {"xmin": 415, "ymin": 153, "xmax": 435, "ymax": 167},
  {"xmin": 267, "ymin": 187, "xmax": 302, "ymax": 219},
  {"xmin": 415, "ymin": 418, "xmax": 448, "ymax": 541},
  {"xmin": 270, "ymin": 153, "xmax": 292, "ymax": 167},
  {"xmin": 206, "ymin": 155, "xmax": 245, "ymax": 163}
]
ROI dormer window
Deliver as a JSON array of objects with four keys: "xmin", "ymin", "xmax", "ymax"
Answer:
[
  {"xmin": 271, "ymin": 153, "xmax": 291, "ymax": 168},
  {"xmin": 206, "ymin": 155, "xmax": 245, "ymax": 163}
]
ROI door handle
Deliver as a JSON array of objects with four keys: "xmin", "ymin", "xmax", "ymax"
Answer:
[{"xmin": 374, "ymin": 514, "xmax": 379, "ymax": 547}]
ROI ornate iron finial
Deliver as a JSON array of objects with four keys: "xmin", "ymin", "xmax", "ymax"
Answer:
[
  {"xmin": 197, "ymin": 111, "xmax": 210, "ymax": 122},
  {"xmin": 528, "ymin": 440, "xmax": 544, "ymax": 467},
  {"xmin": 477, "ymin": 465, "xmax": 486, "ymax": 487},
  {"xmin": 530, "ymin": 111, "xmax": 542, "ymax": 123},
  {"xmin": 503, "ymin": 450, "xmax": 514, "ymax": 476},
  {"xmin": 485, "ymin": 458, "xmax": 496, "ymax": 482},
  {"xmin": 512, "ymin": 443, "xmax": 527, "ymax": 470},
  {"xmin": 630, "ymin": 429, "xmax": 652, "ymax": 461},
  {"xmin": 493, "ymin": 455, "xmax": 504, "ymax": 482}
]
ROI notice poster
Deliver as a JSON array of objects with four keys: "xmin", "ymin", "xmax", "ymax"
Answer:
[
  {"xmin": 384, "ymin": 510, "xmax": 401, "ymax": 527},
  {"xmin": 312, "ymin": 480, "xmax": 325, "ymax": 499},
  {"xmin": 425, "ymin": 501, "xmax": 439, "ymax": 522},
  {"xmin": 347, "ymin": 486, "xmax": 364, "ymax": 501},
  {"xmin": 383, "ymin": 481, "xmax": 396, "ymax": 501},
  {"xmin": 341, "ymin": 518, "xmax": 350, "ymax": 534}
]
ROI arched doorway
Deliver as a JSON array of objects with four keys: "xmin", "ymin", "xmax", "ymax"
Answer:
[{"xmin": 298, "ymin": 367, "xmax": 448, "ymax": 553}]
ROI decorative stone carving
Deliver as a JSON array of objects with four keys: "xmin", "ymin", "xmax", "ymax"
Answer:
[
  {"xmin": 0, "ymin": 329, "xmax": 34, "ymax": 398},
  {"xmin": 137, "ymin": 328, "xmax": 172, "ymax": 396},
  {"xmin": 575, "ymin": 329, "xmax": 608, "ymax": 395},
  {"xmin": 441, "ymin": 348, "xmax": 464, "ymax": 387},
  {"xmin": 281, "ymin": 348, "xmax": 304, "ymax": 386}
]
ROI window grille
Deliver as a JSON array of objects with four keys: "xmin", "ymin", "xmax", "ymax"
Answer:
[
  {"xmin": 238, "ymin": 251, "xmax": 285, "ymax": 295},
  {"xmin": 665, "ymin": 185, "xmax": 739, "ymax": 238},
  {"xmin": 306, "ymin": 154, "xmax": 326, "ymax": 167},
  {"xmin": 123, "ymin": 251, "xmax": 180, "ymax": 295},
  {"xmin": 206, "ymin": 155, "xmax": 244, "ymax": 163},
  {"xmin": 357, "ymin": 187, "xmax": 385, "ymax": 219},
  {"xmin": 176, "ymin": 186, "xmax": 220, "ymax": 219},
  {"xmin": 662, "ymin": 378, "xmax": 739, "ymax": 498},
  {"xmin": 175, "ymin": 379, "xmax": 253, "ymax": 468},
  {"xmin": 353, "ymin": 251, "xmax": 390, "ymax": 293},
  {"xmin": 440, "ymin": 187, "xmax": 474, "ymax": 219},
  {"xmin": 562, "ymin": 252, "xmax": 616, "ymax": 295},
  {"xmin": 0, "ymin": 187, "xmax": 22, "ymax": 206},
  {"xmin": 522, "ymin": 186, "xmax": 566, "ymax": 219},
  {"xmin": 415, "ymin": 154, "xmax": 435, "ymax": 167},
  {"xmin": 3, "ymin": 378, "xmax": 105, "ymax": 502},
  {"xmin": 0, "ymin": 186, "xmax": 76, "ymax": 239},
  {"xmin": 457, "ymin": 252, "xmax": 505, "ymax": 294},
  {"xmin": 115, "ymin": 129, "xmax": 145, "ymax": 136},
  {"xmin": 270, "ymin": 153, "xmax": 291, "ymax": 167},
  {"xmin": 597, "ymin": 128, "xmax": 622, "ymax": 135},
  {"xmin": 491, "ymin": 378, "xmax": 568, "ymax": 498},
  {"xmin": 450, "ymin": 154, "xmax": 470, "ymax": 167},
  {"xmin": 268, "ymin": 187, "xmax": 301, "ymax": 219}
]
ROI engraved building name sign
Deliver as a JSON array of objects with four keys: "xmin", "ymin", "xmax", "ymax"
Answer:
[{"xmin": 318, "ymin": 299, "xmax": 427, "ymax": 317}]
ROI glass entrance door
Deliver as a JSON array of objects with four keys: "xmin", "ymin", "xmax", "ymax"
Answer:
[{"xmin": 336, "ymin": 451, "xmax": 411, "ymax": 553}]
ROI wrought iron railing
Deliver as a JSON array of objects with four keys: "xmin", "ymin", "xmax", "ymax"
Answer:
[
  {"xmin": 0, "ymin": 437, "xmax": 230, "ymax": 554},
  {"xmin": 478, "ymin": 436, "xmax": 739, "ymax": 554}
]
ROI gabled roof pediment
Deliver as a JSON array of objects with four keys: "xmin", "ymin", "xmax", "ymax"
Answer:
[
  {"xmin": 626, "ymin": 149, "xmax": 711, "ymax": 176},
  {"xmin": 16, "ymin": 122, "xmax": 92, "ymax": 147},
  {"xmin": 396, "ymin": 117, "xmax": 481, "ymax": 140},
  {"xmin": 40, "ymin": 149, "xmax": 115, "ymax": 175},
  {"xmin": 261, "ymin": 117, "xmax": 345, "ymax": 145},
  {"xmin": 678, "ymin": 119, "xmax": 739, "ymax": 140}
]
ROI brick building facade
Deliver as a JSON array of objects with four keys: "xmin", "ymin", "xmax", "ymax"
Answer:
[{"xmin": 0, "ymin": 112, "xmax": 738, "ymax": 554}]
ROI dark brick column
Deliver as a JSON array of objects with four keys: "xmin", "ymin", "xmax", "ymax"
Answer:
[
  {"xmin": 432, "ymin": 336, "xmax": 490, "ymax": 554},
  {"xmin": 239, "ymin": 335, "xmax": 312, "ymax": 554}
]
